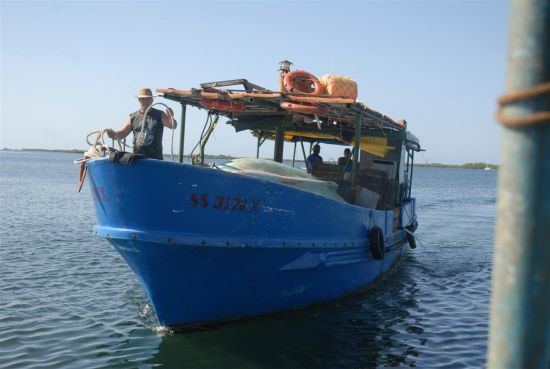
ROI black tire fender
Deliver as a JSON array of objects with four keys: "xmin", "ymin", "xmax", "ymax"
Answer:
[
  {"xmin": 405, "ymin": 231, "xmax": 417, "ymax": 249},
  {"xmin": 368, "ymin": 225, "xmax": 385, "ymax": 260}
]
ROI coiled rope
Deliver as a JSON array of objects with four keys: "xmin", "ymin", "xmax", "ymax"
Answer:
[
  {"xmin": 74, "ymin": 130, "xmax": 122, "ymax": 192},
  {"xmin": 73, "ymin": 130, "xmax": 119, "ymax": 165}
]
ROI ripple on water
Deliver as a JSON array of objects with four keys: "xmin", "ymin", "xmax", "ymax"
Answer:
[{"xmin": 0, "ymin": 154, "xmax": 496, "ymax": 368}]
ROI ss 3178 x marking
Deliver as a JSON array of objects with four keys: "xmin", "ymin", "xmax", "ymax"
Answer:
[{"xmin": 190, "ymin": 193, "xmax": 260, "ymax": 212}]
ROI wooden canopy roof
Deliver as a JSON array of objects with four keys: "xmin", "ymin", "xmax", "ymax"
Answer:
[{"xmin": 157, "ymin": 79, "xmax": 407, "ymax": 146}]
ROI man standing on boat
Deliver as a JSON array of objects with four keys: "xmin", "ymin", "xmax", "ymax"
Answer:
[
  {"xmin": 106, "ymin": 88, "xmax": 177, "ymax": 160},
  {"xmin": 306, "ymin": 144, "xmax": 323, "ymax": 173},
  {"xmin": 338, "ymin": 148, "xmax": 353, "ymax": 180}
]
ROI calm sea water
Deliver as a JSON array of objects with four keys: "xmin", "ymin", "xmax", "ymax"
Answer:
[{"xmin": 0, "ymin": 151, "xmax": 496, "ymax": 369}]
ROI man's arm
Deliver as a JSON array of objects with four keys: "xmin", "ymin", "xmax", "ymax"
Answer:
[
  {"xmin": 106, "ymin": 116, "xmax": 132, "ymax": 140},
  {"xmin": 162, "ymin": 108, "xmax": 177, "ymax": 129}
]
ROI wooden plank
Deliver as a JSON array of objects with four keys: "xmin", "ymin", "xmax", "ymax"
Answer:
[
  {"xmin": 156, "ymin": 88, "xmax": 192, "ymax": 95},
  {"xmin": 200, "ymin": 79, "xmax": 270, "ymax": 92},
  {"xmin": 227, "ymin": 92, "xmax": 281, "ymax": 99},
  {"xmin": 287, "ymin": 96, "xmax": 355, "ymax": 104},
  {"xmin": 156, "ymin": 89, "xmax": 220, "ymax": 99},
  {"xmin": 157, "ymin": 89, "xmax": 281, "ymax": 100}
]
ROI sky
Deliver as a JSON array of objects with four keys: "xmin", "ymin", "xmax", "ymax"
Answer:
[{"xmin": 1, "ymin": 1, "xmax": 509, "ymax": 164}]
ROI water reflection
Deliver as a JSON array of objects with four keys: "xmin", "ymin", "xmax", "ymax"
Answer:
[{"xmin": 149, "ymin": 255, "xmax": 423, "ymax": 369}]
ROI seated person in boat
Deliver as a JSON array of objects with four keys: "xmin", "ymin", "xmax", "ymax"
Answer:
[
  {"xmin": 106, "ymin": 88, "xmax": 177, "ymax": 160},
  {"xmin": 306, "ymin": 144, "xmax": 323, "ymax": 173}
]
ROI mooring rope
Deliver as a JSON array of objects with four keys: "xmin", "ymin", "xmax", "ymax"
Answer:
[
  {"xmin": 138, "ymin": 102, "xmax": 177, "ymax": 162},
  {"xmin": 73, "ymin": 130, "xmax": 121, "ymax": 192},
  {"xmin": 495, "ymin": 81, "xmax": 550, "ymax": 127},
  {"xmin": 74, "ymin": 130, "xmax": 112, "ymax": 164}
]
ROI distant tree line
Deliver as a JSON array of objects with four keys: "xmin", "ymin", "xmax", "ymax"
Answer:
[
  {"xmin": 2, "ymin": 148, "xmax": 86, "ymax": 154},
  {"xmin": 2, "ymin": 148, "xmax": 236, "ymax": 159},
  {"xmin": 416, "ymin": 162, "xmax": 498, "ymax": 170}
]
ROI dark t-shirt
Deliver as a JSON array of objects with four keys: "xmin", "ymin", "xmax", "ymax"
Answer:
[
  {"xmin": 130, "ymin": 108, "xmax": 164, "ymax": 160},
  {"xmin": 306, "ymin": 153, "xmax": 323, "ymax": 173},
  {"xmin": 338, "ymin": 156, "xmax": 352, "ymax": 172}
]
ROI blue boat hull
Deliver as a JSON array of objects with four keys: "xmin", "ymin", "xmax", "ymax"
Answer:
[{"xmin": 86, "ymin": 158, "xmax": 416, "ymax": 327}]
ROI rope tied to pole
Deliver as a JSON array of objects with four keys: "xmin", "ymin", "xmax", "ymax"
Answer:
[{"xmin": 495, "ymin": 81, "xmax": 550, "ymax": 127}]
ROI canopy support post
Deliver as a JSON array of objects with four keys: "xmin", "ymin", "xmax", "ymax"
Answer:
[
  {"xmin": 351, "ymin": 112, "xmax": 361, "ymax": 188},
  {"xmin": 274, "ymin": 125, "xmax": 284, "ymax": 163},
  {"xmin": 408, "ymin": 150, "xmax": 414, "ymax": 199},
  {"xmin": 300, "ymin": 139, "xmax": 307, "ymax": 166},
  {"xmin": 256, "ymin": 131, "xmax": 262, "ymax": 159},
  {"xmin": 292, "ymin": 141, "xmax": 297, "ymax": 167},
  {"xmin": 178, "ymin": 103, "xmax": 187, "ymax": 163}
]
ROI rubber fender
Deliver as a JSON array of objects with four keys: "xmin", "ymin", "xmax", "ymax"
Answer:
[
  {"xmin": 283, "ymin": 70, "xmax": 323, "ymax": 94},
  {"xmin": 368, "ymin": 225, "xmax": 385, "ymax": 260},
  {"xmin": 405, "ymin": 231, "xmax": 417, "ymax": 249}
]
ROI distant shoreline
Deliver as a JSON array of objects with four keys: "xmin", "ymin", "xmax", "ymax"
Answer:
[
  {"xmin": 3, "ymin": 148, "xmax": 87, "ymax": 154},
  {"xmin": 414, "ymin": 162, "xmax": 498, "ymax": 170},
  {"xmin": 1, "ymin": 148, "xmax": 498, "ymax": 169},
  {"xmin": 1, "ymin": 148, "xmax": 234, "ymax": 160}
]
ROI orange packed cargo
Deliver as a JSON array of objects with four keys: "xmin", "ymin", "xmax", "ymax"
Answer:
[{"xmin": 319, "ymin": 75, "xmax": 358, "ymax": 100}]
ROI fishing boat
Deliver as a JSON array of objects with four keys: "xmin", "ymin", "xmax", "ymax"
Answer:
[{"xmin": 79, "ymin": 62, "xmax": 421, "ymax": 329}]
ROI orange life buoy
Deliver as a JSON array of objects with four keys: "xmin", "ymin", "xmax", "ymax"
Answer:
[
  {"xmin": 283, "ymin": 70, "xmax": 323, "ymax": 95},
  {"xmin": 280, "ymin": 101, "xmax": 328, "ymax": 116},
  {"xmin": 199, "ymin": 99, "xmax": 244, "ymax": 112}
]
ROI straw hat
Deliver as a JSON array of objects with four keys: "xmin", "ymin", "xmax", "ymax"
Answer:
[{"xmin": 135, "ymin": 88, "xmax": 157, "ymax": 99}]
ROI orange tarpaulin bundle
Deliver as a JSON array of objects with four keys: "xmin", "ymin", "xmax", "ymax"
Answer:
[{"xmin": 319, "ymin": 75, "xmax": 358, "ymax": 100}]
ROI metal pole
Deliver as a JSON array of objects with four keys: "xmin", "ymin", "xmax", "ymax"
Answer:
[
  {"xmin": 292, "ymin": 141, "xmax": 297, "ymax": 167},
  {"xmin": 408, "ymin": 151, "xmax": 414, "ymax": 199},
  {"xmin": 274, "ymin": 125, "xmax": 284, "ymax": 163},
  {"xmin": 300, "ymin": 139, "xmax": 307, "ymax": 163},
  {"xmin": 351, "ymin": 112, "xmax": 361, "ymax": 188},
  {"xmin": 257, "ymin": 131, "xmax": 262, "ymax": 159},
  {"xmin": 487, "ymin": 1, "xmax": 550, "ymax": 368},
  {"xmin": 405, "ymin": 148, "xmax": 411, "ymax": 199},
  {"xmin": 178, "ymin": 103, "xmax": 187, "ymax": 163}
]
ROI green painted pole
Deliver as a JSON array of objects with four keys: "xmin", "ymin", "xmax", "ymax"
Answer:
[
  {"xmin": 300, "ymin": 139, "xmax": 307, "ymax": 166},
  {"xmin": 256, "ymin": 132, "xmax": 262, "ymax": 158},
  {"xmin": 292, "ymin": 141, "xmax": 297, "ymax": 167},
  {"xmin": 487, "ymin": 1, "xmax": 550, "ymax": 368},
  {"xmin": 408, "ymin": 151, "xmax": 414, "ymax": 199},
  {"xmin": 405, "ymin": 148, "xmax": 411, "ymax": 198},
  {"xmin": 351, "ymin": 112, "xmax": 361, "ymax": 188},
  {"xmin": 274, "ymin": 125, "xmax": 284, "ymax": 163},
  {"xmin": 178, "ymin": 103, "xmax": 187, "ymax": 163}
]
